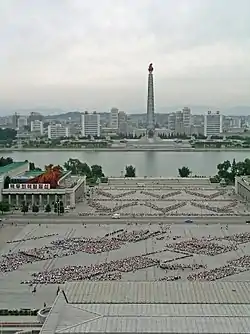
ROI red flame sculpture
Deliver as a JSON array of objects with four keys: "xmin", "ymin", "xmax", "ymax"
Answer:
[
  {"xmin": 148, "ymin": 63, "xmax": 153, "ymax": 73},
  {"xmin": 27, "ymin": 164, "xmax": 62, "ymax": 188}
]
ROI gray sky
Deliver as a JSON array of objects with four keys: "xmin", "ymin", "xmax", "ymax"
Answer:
[{"xmin": 0, "ymin": 0, "xmax": 250, "ymax": 112}]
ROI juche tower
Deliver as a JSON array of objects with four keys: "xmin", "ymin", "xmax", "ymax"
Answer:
[{"xmin": 146, "ymin": 63, "xmax": 155, "ymax": 138}]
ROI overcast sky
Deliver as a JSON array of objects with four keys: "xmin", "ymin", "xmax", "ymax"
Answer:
[{"xmin": 0, "ymin": 0, "xmax": 250, "ymax": 112}]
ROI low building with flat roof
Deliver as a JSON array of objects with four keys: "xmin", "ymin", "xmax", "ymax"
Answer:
[
  {"xmin": 0, "ymin": 163, "xmax": 86, "ymax": 208},
  {"xmin": 235, "ymin": 176, "xmax": 250, "ymax": 201},
  {"xmin": 40, "ymin": 281, "xmax": 250, "ymax": 334}
]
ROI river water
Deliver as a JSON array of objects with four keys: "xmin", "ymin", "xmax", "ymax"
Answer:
[{"xmin": 5, "ymin": 151, "xmax": 250, "ymax": 177}]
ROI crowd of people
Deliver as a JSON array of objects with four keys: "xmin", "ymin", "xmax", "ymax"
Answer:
[
  {"xmin": 187, "ymin": 265, "xmax": 246, "ymax": 281},
  {"xmin": 1, "ymin": 222, "xmax": 250, "ymax": 284},
  {"xmin": 96, "ymin": 189, "xmax": 136, "ymax": 199},
  {"xmin": 191, "ymin": 200, "xmax": 238, "ymax": 214},
  {"xmin": 166, "ymin": 237, "xmax": 238, "ymax": 256},
  {"xmin": 22, "ymin": 255, "xmax": 159, "ymax": 285},
  {"xmin": 0, "ymin": 227, "xmax": 168, "ymax": 273},
  {"xmin": 6, "ymin": 233, "xmax": 58, "ymax": 244},
  {"xmin": 160, "ymin": 262, "xmax": 207, "ymax": 270},
  {"xmin": 227, "ymin": 255, "xmax": 250, "ymax": 268},
  {"xmin": 159, "ymin": 275, "xmax": 181, "ymax": 281},
  {"xmin": 184, "ymin": 189, "xmax": 226, "ymax": 199},
  {"xmin": 218, "ymin": 232, "xmax": 250, "ymax": 244},
  {"xmin": 79, "ymin": 187, "xmax": 245, "ymax": 217}
]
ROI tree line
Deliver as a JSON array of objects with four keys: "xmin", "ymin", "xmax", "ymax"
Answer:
[
  {"xmin": 178, "ymin": 158, "xmax": 250, "ymax": 183},
  {"xmin": 0, "ymin": 157, "xmax": 248, "ymax": 216}
]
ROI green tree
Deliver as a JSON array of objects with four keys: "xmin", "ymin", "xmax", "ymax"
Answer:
[
  {"xmin": 0, "ymin": 129, "xmax": 16, "ymax": 141},
  {"xmin": 214, "ymin": 158, "xmax": 250, "ymax": 184},
  {"xmin": 125, "ymin": 165, "xmax": 136, "ymax": 177},
  {"xmin": 217, "ymin": 160, "xmax": 231, "ymax": 181},
  {"xmin": 21, "ymin": 203, "xmax": 29, "ymax": 215},
  {"xmin": 91, "ymin": 164, "xmax": 104, "ymax": 179},
  {"xmin": 64, "ymin": 158, "xmax": 92, "ymax": 177},
  {"xmin": 0, "ymin": 201, "xmax": 10, "ymax": 214},
  {"xmin": 3, "ymin": 176, "xmax": 11, "ymax": 189},
  {"xmin": 0, "ymin": 157, "xmax": 13, "ymax": 167},
  {"xmin": 178, "ymin": 166, "xmax": 191, "ymax": 177},
  {"xmin": 45, "ymin": 203, "xmax": 51, "ymax": 213},
  {"xmin": 32, "ymin": 204, "xmax": 39, "ymax": 214}
]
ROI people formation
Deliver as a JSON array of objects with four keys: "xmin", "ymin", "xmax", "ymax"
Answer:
[
  {"xmin": 77, "ymin": 187, "xmax": 247, "ymax": 217},
  {"xmin": 6, "ymin": 233, "xmax": 58, "ymax": 244},
  {"xmin": 1, "ymin": 222, "xmax": 250, "ymax": 285}
]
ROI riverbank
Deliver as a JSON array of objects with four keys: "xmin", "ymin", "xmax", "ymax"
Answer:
[{"xmin": 1, "ymin": 147, "xmax": 250, "ymax": 152}]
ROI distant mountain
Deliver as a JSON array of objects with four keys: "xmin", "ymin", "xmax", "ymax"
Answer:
[
  {"xmin": 0, "ymin": 105, "xmax": 250, "ymax": 117},
  {"xmin": 45, "ymin": 111, "xmax": 81, "ymax": 121}
]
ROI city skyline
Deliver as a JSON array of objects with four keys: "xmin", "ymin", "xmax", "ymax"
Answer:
[{"xmin": 0, "ymin": 0, "xmax": 250, "ymax": 111}]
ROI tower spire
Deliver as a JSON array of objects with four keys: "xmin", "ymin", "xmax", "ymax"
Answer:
[{"xmin": 146, "ymin": 63, "xmax": 155, "ymax": 138}]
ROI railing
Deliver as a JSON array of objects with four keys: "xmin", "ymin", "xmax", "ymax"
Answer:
[{"xmin": 37, "ymin": 307, "xmax": 51, "ymax": 324}]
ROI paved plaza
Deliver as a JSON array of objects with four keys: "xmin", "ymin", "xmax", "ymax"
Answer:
[
  {"xmin": 1, "ymin": 222, "xmax": 250, "ymax": 309},
  {"xmin": 79, "ymin": 184, "xmax": 250, "ymax": 216}
]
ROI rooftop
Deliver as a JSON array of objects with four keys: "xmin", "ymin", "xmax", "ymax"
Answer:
[
  {"xmin": 64, "ymin": 281, "xmax": 250, "ymax": 304},
  {"xmin": 0, "ymin": 161, "xmax": 27, "ymax": 175},
  {"xmin": 40, "ymin": 281, "xmax": 250, "ymax": 334}
]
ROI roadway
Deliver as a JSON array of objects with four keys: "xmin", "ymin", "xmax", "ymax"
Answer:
[{"xmin": 2, "ymin": 215, "xmax": 250, "ymax": 225}]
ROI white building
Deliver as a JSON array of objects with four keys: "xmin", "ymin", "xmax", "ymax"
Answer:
[
  {"xmin": 17, "ymin": 116, "xmax": 28, "ymax": 130},
  {"xmin": 110, "ymin": 107, "xmax": 119, "ymax": 129},
  {"xmin": 168, "ymin": 107, "xmax": 191, "ymax": 135},
  {"xmin": 81, "ymin": 111, "xmax": 100, "ymax": 137},
  {"xmin": 118, "ymin": 111, "xmax": 128, "ymax": 134},
  {"xmin": 48, "ymin": 124, "xmax": 70, "ymax": 139},
  {"xmin": 204, "ymin": 111, "xmax": 223, "ymax": 137},
  {"xmin": 31, "ymin": 120, "xmax": 44, "ymax": 135},
  {"xmin": 0, "ymin": 162, "xmax": 86, "ymax": 208},
  {"xmin": 182, "ymin": 107, "xmax": 191, "ymax": 134}
]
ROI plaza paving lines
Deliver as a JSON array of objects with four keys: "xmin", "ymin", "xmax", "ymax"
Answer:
[{"xmin": 1, "ymin": 223, "xmax": 250, "ymax": 308}]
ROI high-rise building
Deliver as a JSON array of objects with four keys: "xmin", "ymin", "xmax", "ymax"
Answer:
[
  {"xmin": 12, "ymin": 112, "xmax": 19, "ymax": 129},
  {"xmin": 204, "ymin": 111, "xmax": 223, "ymax": 137},
  {"xmin": 81, "ymin": 111, "xmax": 100, "ymax": 137},
  {"xmin": 48, "ymin": 124, "xmax": 70, "ymax": 139},
  {"xmin": 182, "ymin": 107, "xmax": 191, "ymax": 135},
  {"xmin": 17, "ymin": 116, "xmax": 28, "ymax": 130},
  {"xmin": 110, "ymin": 108, "xmax": 119, "ymax": 129},
  {"xmin": 168, "ymin": 113, "xmax": 176, "ymax": 131},
  {"xmin": 175, "ymin": 110, "xmax": 184, "ymax": 134},
  {"xmin": 167, "ymin": 107, "xmax": 192, "ymax": 135},
  {"xmin": 118, "ymin": 111, "xmax": 128, "ymax": 135},
  {"xmin": 146, "ymin": 63, "xmax": 155, "ymax": 138},
  {"xmin": 30, "ymin": 120, "xmax": 44, "ymax": 135}
]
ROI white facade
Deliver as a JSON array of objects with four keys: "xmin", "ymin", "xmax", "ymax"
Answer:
[
  {"xmin": 168, "ymin": 107, "xmax": 191, "ymax": 135},
  {"xmin": 81, "ymin": 112, "xmax": 100, "ymax": 137},
  {"xmin": 110, "ymin": 107, "xmax": 119, "ymax": 129},
  {"xmin": 31, "ymin": 120, "xmax": 44, "ymax": 135},
  {"xmin": 118, "ymin": 111, "xmax": 128, "ymax": 134},
  {"xmin": 48, "ymin": 124, "xmax": 70, "ymax": 139},
  {"xmin": 17, "ymin": 116, "xmax": 28, "ymax": 129},
  {"xmin": 204, "ymin": 111, "xmax": 223, "ymax": 137}
]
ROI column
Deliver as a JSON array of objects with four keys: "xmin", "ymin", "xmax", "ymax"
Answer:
[
  {"xmin": 47, "ymin": 195, "xmax": 50, "ymax": 204},
  {"xmin": 31, "ymin": 194, "xmax": 34, "ymax": 205},
  {"xmin": 8, "ymin": 194, "xmax": 11, "ymax": 205},
  {"xmin": 24, "ymin": 194, "xmax": 27, "ymax": 204},
  {"xmin": 39, "ymin": 194, "xmax": 42, "ymax": 207},
  {"xmin": 16, "ymin": 195, "xmax": 19, "ymax": 207}
]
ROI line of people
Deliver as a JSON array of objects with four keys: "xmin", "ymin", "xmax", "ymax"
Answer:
[{"xmin": 6, "ymin": 233, "xmax": 58, "ymax": 244}]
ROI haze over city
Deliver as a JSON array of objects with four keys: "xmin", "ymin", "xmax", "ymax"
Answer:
[{"xmin": 0, "ymin": 0, "xmax": 250, "ymax": 112}]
